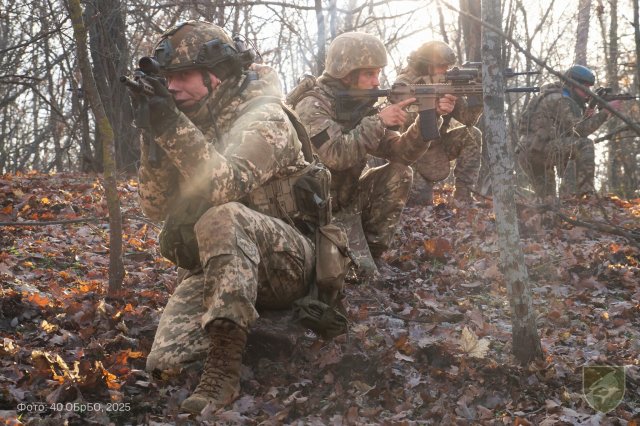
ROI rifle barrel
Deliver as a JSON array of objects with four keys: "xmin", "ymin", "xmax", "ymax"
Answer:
[
  {"xmin": 337, "ymin": 89, "xmax": 390, "ymax": 98},
  {"xmin": 608, "ymin": 94, "xmax": 640, "ymax": 100},
  {"xmin": 120, "ymin": 75, "xmax": 155, "ymax": 96},
  {"xmin": 505, "ymin": 86, "xmax": 540, "ymax": 93}
]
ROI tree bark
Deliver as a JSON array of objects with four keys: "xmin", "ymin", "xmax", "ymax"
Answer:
[
  {"xmin": 67, "ymin": 0, "xmax": 125, "ymax": 295},
  {"xmin": 436, "ymin": 1, "xmax": 449, "ymax": 44},
  {"xmin": 562, "ymin": 0, "xmax": 592, "ymax": 194},
  {"xmin": 459, "ymin": 0, "xmax": 481, "ymax": 62},
  {"xmin": 635, "ymin": 0, "xmax": 640, "ymax": 95},
  {"xmin": 574, "ymin": 0, "xmax": 592, "ymax": 65},
  {"xmin": 84, "ymin": 0, "xmax": 138, "ymax": 173},
  {"xmin": 315, "ymin": 0, "xmax": 326, "ymax": 75},
  {"xmin": 481, "ymin": 0, "xmax": 543, "ymax": 364},
  {"xmin": 598, "ymin": 0, "xmax": 622, "ymax": 194}
]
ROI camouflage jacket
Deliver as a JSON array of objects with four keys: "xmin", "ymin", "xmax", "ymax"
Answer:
[
  {"xmin": 395, "ymin": 69, "xmax": 483, "ymax": 130},
  {"xmin": 293, "ymin": 73, "xmax": 429, "ymax": 211},
  {"xmin": 518, "ymin": 81, "xmax": 608, "ymax": 148},
  {"xmin": 138, "ymin": 64, "xmax": 306, "ymax": 221}
]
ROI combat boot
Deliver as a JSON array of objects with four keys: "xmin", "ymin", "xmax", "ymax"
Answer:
[
  {"xmin": 180, "ymin": 319, "xmax": 247, "ymax": 415},
  {"xmin": 407, "ymin": 179, "xmax": 434, "ymax": 207},
  {"xmin": 453, "ymin": 185, "xmax": 474, "ymax": 204}
]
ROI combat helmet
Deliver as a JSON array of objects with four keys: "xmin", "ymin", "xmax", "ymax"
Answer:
[
  {"xmin": 408, "ymin": 40, "xmax": 456, "ymax": 73},
  {"xmin": 325, "ymin": 32, "xmax": 388, "ymax": 79},
  {"xmin": 153, "ymin": 20, "xmax": 253, "ymax": 80},
  {"xmin": 564, "ymin": 64, "xmax": 596, "ymax": 87}
]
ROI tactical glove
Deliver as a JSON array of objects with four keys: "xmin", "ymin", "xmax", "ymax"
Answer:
[
  {"xmin": 145, "ymin": 77, "xmax": 180, "ymax": 136},
  {"xmin": 129, "ymin": 90, "xmax": 150, "ymax": 130}
]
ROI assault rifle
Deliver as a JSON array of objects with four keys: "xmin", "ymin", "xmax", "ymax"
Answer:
[
  {"xmin": 336, "ymin": 64, "xmax": 540, "ymax": 140},
  {"xmin": 588, "ymin": 86, "xmax": 640, "ymax": 110},
  {"xmin": 120, "ymin": 56, "xmax": 163, "ymax": 96},
  {"xmin": 120, "ymin": 57, "xmax": 166, "ymax": 167}
]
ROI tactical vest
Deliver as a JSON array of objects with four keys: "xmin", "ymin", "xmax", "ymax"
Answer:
[
  {"xmin": 159, "ymin": 101, "xmax": 332, "ymax": 270},
  {"xmin": 242, "ymin": 103, "xmax": 333, "ymax": 234}
]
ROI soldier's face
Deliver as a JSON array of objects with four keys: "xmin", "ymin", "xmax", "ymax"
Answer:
[
  {"xmin": 166, "ymin": 69, "xmax": 221, "ymax": 108},
  {"xmin": 432, "ymin": 64, "xmax": 449, "ymax": 75},
  {"xmin": 573, "ymin": 86, "xmax": 590, "ymax": 102},
  {"xmin": 353, "ymin": 68, "xmax": 382, "ymax": 89}
]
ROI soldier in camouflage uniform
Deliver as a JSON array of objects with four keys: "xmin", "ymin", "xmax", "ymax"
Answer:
[
  {"xmin": 133, "ymin": 21, "xmax": 315, "ymax": 414},
  {"xmin": 395, "ymin": 41, "xmax": 483, "ymax": 205},
  {"xmin": 290, "ymin": 32, "xmax": 454, "ymax": 275},
  {"xmin": 517, "ymin": 64, "xmax": 621, "ymax": 198}
]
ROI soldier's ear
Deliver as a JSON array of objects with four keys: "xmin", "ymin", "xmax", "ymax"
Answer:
[{"xmin": 341, "ymin": 70, "xmax": 360, "ymax": 87}]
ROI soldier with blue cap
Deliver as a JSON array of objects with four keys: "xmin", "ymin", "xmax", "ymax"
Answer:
[{"xmin": 517, "ymin": 64, "xmax": 622, "ymax": 198}]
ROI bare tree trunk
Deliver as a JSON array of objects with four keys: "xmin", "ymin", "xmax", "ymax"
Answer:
[
  {"xmin": 636, "ymin": 0, "xmax": 640, "ymax": 95},
  {"xmin": 67, "ymin": 0, "xmax": 125, "ymax": 295},
  {"xmin": 563, "ymin": 0, "xmax": 592, "ymax": 194},
  {"xmin": 459, "ymin": 0, "xmax": 481, "ymax": 62},
  {"xmin": 329, "ymin": 0, "xmax": 337, "ymax": 39},
  {"xmin": 459, "ymin": 0, "xmax": 490, "ymax": 196},
  {"xmin": 85, "ymin": 0, "xmax": 138, "ymax": 173},
  {"xmin": 436, "ymin": 1, "xmax": 449, "ymax": 44},
  {"xmin": 574, "ymin": 0, "xmax": 592, "ymax": 65},
  {"xmin": 481, "ymin": 0, "xmax": 543, "ymax": 364},
  {"xmin": 315, "ymin": 0, "xmax": 326, "ymax": 75},
  {"xmin": 598, "ymin": 0, "xmax": 622, "ymax": 194}
]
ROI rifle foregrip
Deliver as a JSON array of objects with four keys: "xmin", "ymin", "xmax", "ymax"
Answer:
[{"xmin": 419, "ymin": 109, "xmax": 440, "ymax": 141}]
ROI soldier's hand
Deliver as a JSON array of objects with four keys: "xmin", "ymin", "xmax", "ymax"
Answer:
[
  {"xmin": 604, "ymin": 99, "xmax": 622, "ymax": 117},
  {"xmin": 378, "ymin": 97, "xmax": 416, "ymax": 127},
  {"xmin": 129, "ymin": 90, "xmax": 149, "ymax": 130},
  {"xmin": 436, "ymin": 94, "xmax": 456, "ymax": 115},
  {"xmin": 146, "ymin": 77, "xmax": 180, "ymax": 135}
]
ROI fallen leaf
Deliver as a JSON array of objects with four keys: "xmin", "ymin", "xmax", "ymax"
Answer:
[
  {"xmin": 459, "ymin": 326, "xmax": 490, "ymax": 359},
  {"xmin": 423, "ymin": 237, "xmax": 452, "ymax": 260}
]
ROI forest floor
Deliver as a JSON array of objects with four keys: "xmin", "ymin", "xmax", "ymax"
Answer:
[{"xmin": 1, "ymin": 171, "xmax": 639, "ymax": 425}]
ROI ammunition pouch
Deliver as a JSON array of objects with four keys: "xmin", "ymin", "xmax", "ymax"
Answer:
[
  {"xmin": 314, "ymin": 223, "xmax": 353, "ymax": 302},
  {"xmin": 158, "ymin": 197, "xmax": 211, "ymax": 270},
  {"xmin": 244, "ymin": 160, "xmax": 332, "ymax": 232},
  {"xmin": 292, "ymin": 222, "xmax": 353, "ymax": 339}
]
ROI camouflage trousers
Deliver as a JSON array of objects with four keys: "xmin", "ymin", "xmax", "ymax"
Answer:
[
  {"xmin": 334, "ymin": 162, "xmax": 412, "ymax": 268},
  {"xmin": 146, "ymin": 202, "xmax": 314, "ymax": 372},
  {"xmin": 413, "ymin": 125, "xmax": 482, "ymax": 198},
  {"xmin": 517, "ymin": 136, "xmax": 595, "ymax": 198}
]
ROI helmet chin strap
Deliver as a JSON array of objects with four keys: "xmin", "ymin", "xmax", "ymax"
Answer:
[
  {"xmin": 183, "ymin": 69, "xmax": 217, "ymax": 113},
  {"xmin": 178, "ymin": 72, "xmax": 217, "ymax": 117},
  {"xmin": 201, "ymin": 69, "xmax": 214, "ymax": 94}
]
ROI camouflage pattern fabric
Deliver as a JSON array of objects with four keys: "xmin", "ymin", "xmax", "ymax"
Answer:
[
  {"xmin": 517, "ymin": 81, "xmax": 608, "ymax": 197},
  {"xmin": 153, "ymin": 21, "xmax": 235, "ymax": 73},
  {"xmin": 138, "ymin": 63, "xmax": 306, "ymax": 222},
  {"xmin": 358, "ymin": 162, "xmax": 413, "ymax": 257},
  {"xmin": 395, "ymin": 70, "xmax": 483, "ymax": 200},
  {"xmin": 141, "ymin": 64, "xmax": 314, "ymax": 372},
  {"xmin": 413, "ymin": 126, "xmax": 482, "ymax": 191},
  {"xmin": 293, "ymin": 73, "xmax": 429, "ymax": 260},
  {"xmin": 147, "ymin": 203, "xmax": 313, "ymax": 372},
  {"xmin": 518, "ymin": 136, "xmax": 595, "ymax": 198},
  {"xmin": 324, "ymin": 32, "xmax": 387, "ymax": 79}
]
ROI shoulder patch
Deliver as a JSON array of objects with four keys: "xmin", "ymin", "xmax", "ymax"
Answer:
[{"xmin": 311, "ymin": 129, "xmax": 330, "ymax": 149}]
